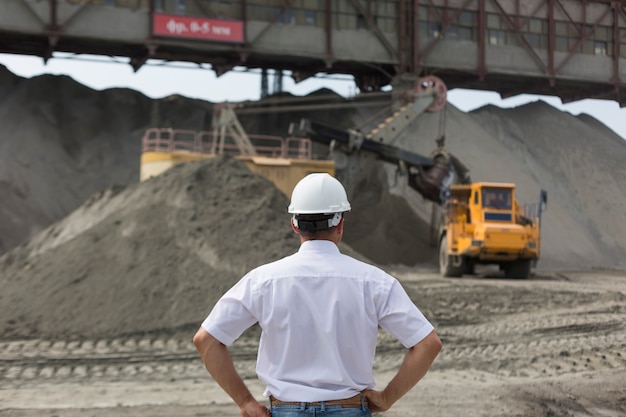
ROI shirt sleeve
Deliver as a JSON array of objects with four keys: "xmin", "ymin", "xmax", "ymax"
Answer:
[
  {"xmin": 201, "ymin": 275, "xmax": 258, "ymax": 346},
  {"xmin": 378, "ymin": 279, "xmax": 435, "ymax": 348}
]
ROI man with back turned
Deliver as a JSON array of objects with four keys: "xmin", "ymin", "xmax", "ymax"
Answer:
[{"xmin": 193, "ymin": 172, "xmax": 442, "ymax": 417}]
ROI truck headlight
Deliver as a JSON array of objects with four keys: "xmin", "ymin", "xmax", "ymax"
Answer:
[{"xmin": 471, "ymin": 240, "xmax": 483, "ymax": 247}]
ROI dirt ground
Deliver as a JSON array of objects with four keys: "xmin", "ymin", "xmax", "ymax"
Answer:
[{"xmin": 1, "ymin": 268, "xmax": 624, "ymax": 417}]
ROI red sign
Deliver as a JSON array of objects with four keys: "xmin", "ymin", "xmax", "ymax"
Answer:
[{"xmin": 153, "ymin": 14, "xmax": 244, "ymax": 43}]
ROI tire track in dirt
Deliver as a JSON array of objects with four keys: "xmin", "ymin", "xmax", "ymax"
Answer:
[
  {"xmin": 1, "ymin": 271, "xmax": 624, "ymax": 408},
  {"xmin": 0, "ymin": 334, "xmax": 262, "ymax": 388},
  {"xmin": 374, "ymin": 273, "xmax": 626, "ymax": 380},
  {"xmin": 5, "ymin": 325, "xmax": 622, "ymax": 387}
]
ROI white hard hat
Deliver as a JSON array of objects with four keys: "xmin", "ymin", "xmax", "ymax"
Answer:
[{"xmin": 288, "ymin": 173, "xmax": 351, "ymax": 214}]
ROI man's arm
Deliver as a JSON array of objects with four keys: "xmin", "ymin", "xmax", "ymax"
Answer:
[
  {"xmin": 364, "ymin": 330, "xmax": 442, "ymax": 413},
  {"xmin": 192, "ymin": 327, "xmax": 270, "ymax": 417}
]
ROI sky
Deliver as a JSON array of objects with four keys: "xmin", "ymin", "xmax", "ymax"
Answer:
[{"xmin": 1, "ymin": 52, "xmax": 624, "ymax": 140}]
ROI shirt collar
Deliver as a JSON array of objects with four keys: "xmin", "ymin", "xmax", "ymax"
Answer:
[{"xmin": 298, "ymin": 240, "xmax": 340, "ymax": 254}]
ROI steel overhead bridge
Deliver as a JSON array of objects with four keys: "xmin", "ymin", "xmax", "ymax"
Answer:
[{"xmin": 0, "ymin": 0, "xmax": 624, "ymax": 106}]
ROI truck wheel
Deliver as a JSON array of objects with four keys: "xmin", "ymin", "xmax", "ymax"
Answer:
[
  {"xmin": 439, "ymin": 235, "xmax": 464, "ymax": 277},
  {"xmin": 504, "ymin": 260, "xmax": 532, "ymax": 279}
]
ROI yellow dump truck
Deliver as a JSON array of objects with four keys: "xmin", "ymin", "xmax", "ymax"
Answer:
[{"xmin": 438, "ymin": 182, "xmax": 547, "ymax": 278}]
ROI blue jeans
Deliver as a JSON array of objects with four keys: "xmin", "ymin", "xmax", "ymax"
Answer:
[{"xmin": 269, "ymin": 395, "xmax": 371, "ymax": 417}]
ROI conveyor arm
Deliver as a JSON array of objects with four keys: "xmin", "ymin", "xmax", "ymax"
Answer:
[{"xmin": 290, "ymin": 118, "xmax": 434, "ymax": 169}]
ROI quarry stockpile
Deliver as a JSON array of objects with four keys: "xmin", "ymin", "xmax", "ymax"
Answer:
[
  {"xmin": 0, "ymin": 157, "xmax": 297, "ymax": 339},
  {"xmin": 0, "ymin": 64, "xmax": 213, "ymax": 254}
]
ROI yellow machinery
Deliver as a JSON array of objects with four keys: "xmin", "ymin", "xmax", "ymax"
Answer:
[
  {"xmin": 142, "ymin": 77, "xmax": 452, "ymax": 199},
  {"xmin": 439, "ymin": 182, "xmax": 547, "ymax": 278},
  {"xmin": 141, "ymin": 151, "xmax": 333, "ymax": 197},
  {"xmin": 140, "ymin": 102, "xmax": 334, "ymax": 197}
]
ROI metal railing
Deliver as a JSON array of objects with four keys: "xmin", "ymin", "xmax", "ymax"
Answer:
[{"xmin": 141, "ymin": 128, "xmax": 313, "ymax": 160}]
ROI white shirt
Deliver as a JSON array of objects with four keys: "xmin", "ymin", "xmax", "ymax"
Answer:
[{"xmin": 202, "ymin": 240, "xmax": 434, "ymax": 401}]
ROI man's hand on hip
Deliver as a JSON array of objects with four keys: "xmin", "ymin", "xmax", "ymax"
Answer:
[
  {"xmin": 239, "ymin": 398, "xmax": 271, "ymax": 417},
  {"xmin": 363, "ymin": 389, "xmax": 391, "ymax": 413}
]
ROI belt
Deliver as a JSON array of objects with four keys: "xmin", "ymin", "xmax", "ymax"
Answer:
[{"xmin": 270, "ymin": 393, "xmax": 365, "ymax": 408}]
